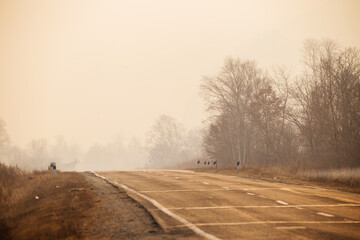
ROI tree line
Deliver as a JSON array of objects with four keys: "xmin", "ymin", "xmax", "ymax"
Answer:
[
  {"xmin": 1, "ymin": 39, "xmax": 358, "ymax": 171},
  {"xmin": 0, "ymin": 116, "xmax": 203, "ymax": 171},
  {"xmin": 201, "ymin": 39, "xmax": 360, "ymax": 171}
]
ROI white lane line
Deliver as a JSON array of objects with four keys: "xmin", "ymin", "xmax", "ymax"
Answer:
[
  {"xmin": 140, "ymin": 188, "xmax": 282, "ymax": 192},
  {"xmin": 92, "ymin": 172, "xmax": 221, "ymax": 240},
  {"xmin": 243, "ymin": 188, "xmax": 284, "ymax": 191},
  {"xmin": 305, "ymin": 186, "xmax": 326, "ymax": 190},
  {"xmin": 140, "ymin": 187, "xmax": 288, "ymax": 193},
  {"xmin": 140, "ymin": 189, "xmax": 230, "ymax": 193},
  {"xmin": 276, "ymin": 226, "xmax": 307, "ymax": 230},
  {"xmin": 317, "ymin": 212, "xmax": 335, "ymax": 217},
  {"xmin": 246, "ymin": 192, "xmax": 255, "ymax": 196},
  {"xmin": 169, "ymin": 206, "xmax": 245, "ymax": 210},
  {"xmin": 282, "ymin": 188, "xmax": 360, "ymax": 204},
  {"xmin": 121, "ymin": 184, "xmax": 221, "ymax": 240},
  {"xmin": 276, "ymin": 200, "xmax": 289, "ymax": 205},
  {"xmin": 165, "ymin": 169, "xmax": 196, "ymax": 173},
  {"xmin": 202, "ymin": 182, "xmax": 210, "ymax": 185},
  {"xmin": 192, "ymin": 220, "xmax": 360, "ymax": 226},
  {"xmin": 168, "ymin": 203, "xmax": 360, "ymax": 210}
]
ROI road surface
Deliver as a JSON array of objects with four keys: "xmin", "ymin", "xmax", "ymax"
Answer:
[{"xmin": 96, "ymin": 170, "xmax": 360, "ymax": 240}]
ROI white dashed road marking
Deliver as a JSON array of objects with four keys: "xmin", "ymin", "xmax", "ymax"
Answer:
[
  {"xmin": 140, "ymin": 189, "xmax": 228, "ymax": 193},
  {"xmin": 192, "ymin": 220, "xmax": 360, "ymax": 226},
  {"xmin": 243, "ymin": 188, "xmax": 282, "ymax": 191},
  {"xmin": 276, "ymin": 226, "xmax": 307, "ymax": 230},
  {"xmin": 168, "ymin": 203, "xmax": 360, "ymax": 210},
  {"xmin": 276, "ymin": 200, "xmax": 289, "ymax": 205},
  {"xmin": 93, "ymin": 171, "xmax": 359, "ymax": 239},
  {"xmin": 317, "ymin": 212, "xmax": 335, "ymax": 217}
]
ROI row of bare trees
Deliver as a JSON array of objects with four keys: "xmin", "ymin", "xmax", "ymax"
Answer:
[
  {"xmin": 0, "ymin": 121, "xmax": 148, "ymax": 171},
  {"xmin": 0, "ymin": 120, "xmax": 82, "ymax": 170},
  {"xmin": 0, "ymin": 131, "xmax": 80, "ymax": 171},
  {"xmin": 201, "ymin": 39, "xmax": 360, "ymax": 170},
  {"xmin": 0, "ymin": 115, "xmax": 203, "ymax": 170}
]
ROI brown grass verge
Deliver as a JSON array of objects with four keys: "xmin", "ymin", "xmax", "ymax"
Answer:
[
  {"xmin": 0, "ymin": 163, "xmax": 96, "ymax": 240},
  {"xmin": 192, "ymin": 166, "xmax": 360, "ymax": 193},
  {"xmin": 0, "ymin": 163, "xmax": 27, "ymax": 203}
]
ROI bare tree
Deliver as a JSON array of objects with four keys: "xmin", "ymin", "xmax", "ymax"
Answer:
[
  {"xmin": 270, "ymin": 68, "xmax": 299, "ymax": 168},
  {"xmin": 291, "ymin": 39, "xmax": 360, "ymax": 168},
  {"xmin": 184, "ymin": 128, "xmax": 204, "ymax": 161},
  {"xmin": 201, "ymin": 57, "xmax": 266, "ymax": 167},
  {"xmin": 0, "ymin": 120, "xmax": 9, "ymax": 148},
  {"xmin": 27, "ymin": 139, "xmax": 49, "ymax": 170},
  {"xmin": 0, "ymin": 119, "xmax": 10, "ymax": 164},
  {"xmin": 147, "ymin": 115, "xmax": 186, "ymax": 168},
  {"xmin": 249, "ymin": 84, "xmax": 283, "ymax": 162}
]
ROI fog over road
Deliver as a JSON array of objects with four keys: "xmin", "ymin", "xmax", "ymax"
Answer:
[{"xmin": 97, "ymin": 170, "xmax": 360, "ymax": 240}]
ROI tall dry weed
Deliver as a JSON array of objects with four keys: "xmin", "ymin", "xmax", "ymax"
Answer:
[
  {"xmin": 299, "ymin": 168, "xmax": 360, "ymax": 187},
  {"xmin": 0, "ymin": 163, "xmax": 26, "ymax": 203}
]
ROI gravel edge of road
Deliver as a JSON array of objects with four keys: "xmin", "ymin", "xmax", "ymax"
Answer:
[
  {"xmin": 87, "ymin": 171, "xmax": 163, "ymax": 227},
  {"xmin": 87, "ymin": 171, "xmax": 201, "ymax": 240}
]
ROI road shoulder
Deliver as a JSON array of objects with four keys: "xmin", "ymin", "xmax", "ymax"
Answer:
[{"xmin": 1, "ymin": 171, "xmax": 199, "ymax": 240}]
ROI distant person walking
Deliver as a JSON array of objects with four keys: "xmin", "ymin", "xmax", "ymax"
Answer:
[{"xmin": 48, "ymin": 162, "xmax": 57, "ymax": 178}]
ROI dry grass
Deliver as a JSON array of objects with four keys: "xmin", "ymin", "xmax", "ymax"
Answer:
[
  {"xmin": 0, "ymin": 163, "xmax": 26, "ymax": 203},
  {"xmin": 298, "ymin": 168, "xmax": 360, "ymax": 188},
  {"xmin": 192, "ymin": 166, "xmax": 360, "ymax": 193},
  {"xmin": 0, "ymin": 163, "xmax": 26, "ymax": 239},
  {"xmin": 0, "ymin": 163, "xmax": 96, "ymax": 240}
]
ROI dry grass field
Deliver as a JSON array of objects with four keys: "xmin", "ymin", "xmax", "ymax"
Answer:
[
  {"xmin": 0, "ymin": 163, "xmax": 195, "ymax": 240},
  {"xmin": 0, "ymin": 164, "xmax": 96, "ymax": 240},
  {"xmin": 193, "ymin": 166, "xmax": 360, "ymax": 193}
]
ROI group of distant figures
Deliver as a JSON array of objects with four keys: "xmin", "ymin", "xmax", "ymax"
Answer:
[
  {"xmin": 197, "ymin": 160, "xmax": 241, "ymax": 170},
  {"xmin": 197, "ymin": 160, "xmax": 217, "ymax": 169}
]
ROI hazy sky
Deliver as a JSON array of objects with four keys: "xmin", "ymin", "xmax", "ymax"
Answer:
[{"xmin": 1, "ymin": 0, "xmax": 359, "ymax": 149}]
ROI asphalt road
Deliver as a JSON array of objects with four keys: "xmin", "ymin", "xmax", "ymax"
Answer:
[{"xmin": 97, "ymin": 170, "xmax": 360, "ymax": 240}]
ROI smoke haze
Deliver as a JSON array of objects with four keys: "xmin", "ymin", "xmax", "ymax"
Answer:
[{"xmin": 1, "ymin": 0, "xmax": 360, "ymax": 170}]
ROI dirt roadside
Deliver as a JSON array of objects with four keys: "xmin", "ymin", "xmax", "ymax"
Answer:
[{"xmin": 1, "ymin": 171, "xmax": 196, "ymax": 240}]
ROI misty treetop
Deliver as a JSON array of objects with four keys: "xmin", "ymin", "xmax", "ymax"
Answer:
[
  {"xmin": 146, "ymin": 115, "xmax": 203, "ymax": 169},
  {"xmin": 201, "ymin": 39, "xmax": 360, "ymax": 170}
]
